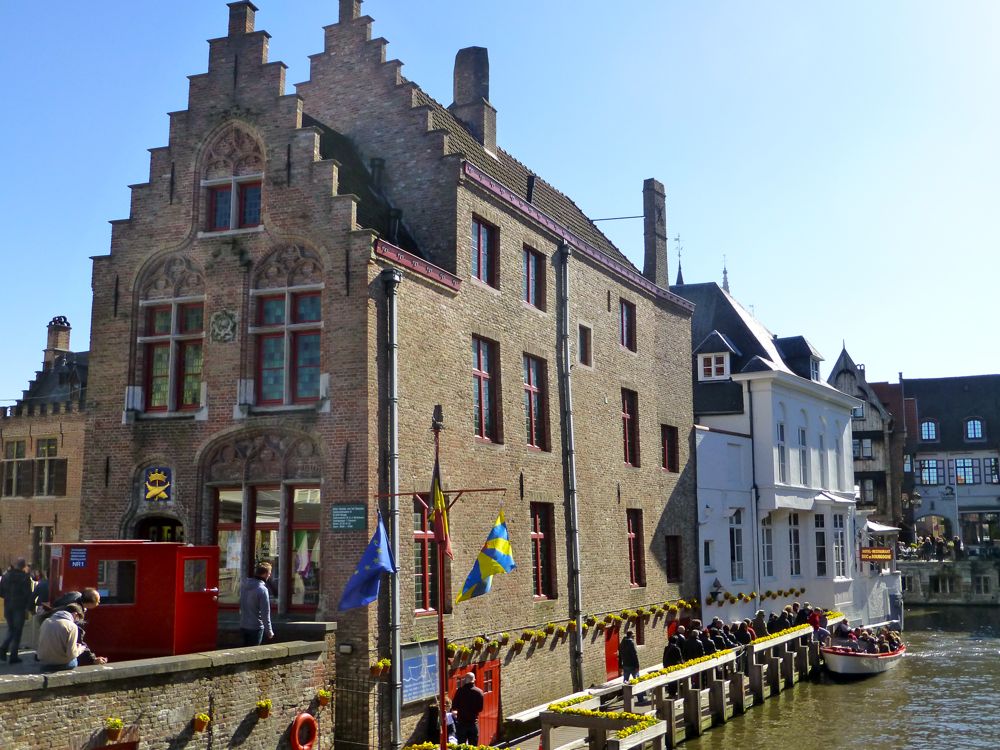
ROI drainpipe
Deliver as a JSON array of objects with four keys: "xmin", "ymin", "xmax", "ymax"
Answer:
[
  {"xmin": 381, "ymin": 267, "xmax": 403, "ymax": 750},
  {"xmin": 747, "ymin": 380, "xmax": 762, "ymax": 610},
  {"xmin": 557, "ymin": 242, "xmax": 585, "ymax": 692}
]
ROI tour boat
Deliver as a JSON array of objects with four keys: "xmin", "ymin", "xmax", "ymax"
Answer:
[{"xmin": 821, "ymin": 644, "xmax": 906, "ymax": 676}]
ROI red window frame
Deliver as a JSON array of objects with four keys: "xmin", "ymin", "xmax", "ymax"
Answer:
[
  {"xmin": 176, "ymin": 341, "xmax": 203, "ymax": 411},
  {"xmin": 178, "ymin": 303, "xmax": 204, "ymax": 334},
  {"xmin": 530, "ymin": 502, "xmax": 555, "ymax": 599},
  {"xmin": 292, "ymin": 292, "xmax": 321, "ymax": 323},
  {"xmin": 473, "ymin": 336, "xmax": 498, "ymax": 441},
  {"xmin": 257, "ymin": 295, "xmax": 285, "ymax": 326},
  {"xmin": 523, "ymin": 246, "xmax": 545, "ymax": 309},
  {"xmin": 523, "ymin": 355, "xmax": 546, "ymax": 450},
  {"xmin": 288, "ymin": 486, "xmax": 320, "ymax": 612},
  {"xmin": 413, "ymin": 495, "xmax": 438, "ymax": 615},
  {"xmin": 619, "ymin": 298, "xmax": 636, "ymax": 351},
  {"xmin": 208, "ymin": 185, "xmax": 233, "ymax": 231},
  {"xmin": 145, "ymin": 342, "xmax": 170, "ymax": 412},
  {"xmin": 238, "ymin": 182, "xmax": 262, "ymax": 228},
  {"xmin": 471, "ymin": 218, "xmax": 497, "ymax": 287},
  {"xmin": 665, "ymin": 535, "xmax": 682, "ymax": 583},
  {"xmin": 622, "ymin": 389, "xmax": 639, "ymax": 466},
  {"xmin": 661, "ymin": 424, "xmax": 679, "ymax": 472},
  {"xmin": 626, "ymin": 509, "xmax": 645, "ymax": 587},
  {"xmin": 291, "ymin": 330, "xmax": 321, "ymax": 403},
  {"xmin": 146, "ymin": 305, "xmax": 172, "ymax": 336}
]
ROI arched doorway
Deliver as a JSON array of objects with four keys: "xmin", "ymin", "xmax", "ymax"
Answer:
[{"xmin": 135, "ymin": 515, "xmax": 185, "ymax": 542}]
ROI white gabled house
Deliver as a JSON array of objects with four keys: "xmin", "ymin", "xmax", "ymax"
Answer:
[{"xmin": 673, "ymin": 281, "xmax": 902, "ymax": 627}]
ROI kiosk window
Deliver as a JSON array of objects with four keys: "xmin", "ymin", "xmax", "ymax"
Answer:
[
  {"xmin": 184, "ymin": 559, "xmax": 208, "ymax": 592},
  {"xmin": 97, "ymin": 560, "xmax": 137, "ymax": 604}
]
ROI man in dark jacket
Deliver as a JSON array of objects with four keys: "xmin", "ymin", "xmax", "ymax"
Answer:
[
  {"xmin": 618, "ymin": 630, "xmax": 640, "ymax": 683},
  {"xmin": 662, "ymin": 635, "xmax": 683, "ymax": 668},
  {"xmin": 452, "ymin": 673, "xmax": 485, "ymax": 745},
  {"xmin": 0, "ymin": 559, "xmax": 34, "ymax": 663},
  {"xmin": 681, "ymin": 626, "xmax": 705, "ymax": 661}
]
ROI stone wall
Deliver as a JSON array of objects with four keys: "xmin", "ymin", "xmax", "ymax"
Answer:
[{"xmin": 0, "ymin": 629, "xmax": 335, "ymax": 750}]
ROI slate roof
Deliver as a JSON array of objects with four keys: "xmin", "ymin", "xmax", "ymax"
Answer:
[
  {"xmin": 410, "ymin": 88, "xmax": 635, "ymax": 271},
  {"xmin": 901, "ymin": 375, "xmax": 1000, "ymax": 451},
  {"xmin": 827, "ymin": 347, "xmax": 890, "ymax": 421},
  {"xmin": 17, "ymin": 351, "xmax": 89, "ymax": 408}
]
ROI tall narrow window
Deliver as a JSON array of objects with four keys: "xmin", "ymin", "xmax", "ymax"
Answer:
[
  {"xmin": 523, "ymin": 355, "xmax": 547, "ymax": 449},
  {"xmin": 473, "ymin": 337, "xmax": 499, "ymax": 441},
  {"xmin": 819, "ymin": 434, "xmax": 829, "ymax": 487},
  {"xmin": 986, "ymin": 458, "xmax": 1000, "ymax": 485},
  {"xmin": 139, "ymin": 299, "xmax": 205, "ymax": 412},
  {"xmin": 622, "ymin": 389, "xmax": 640, "ymax": 466},
  {"xmin": 34, "ymin": 438, "xmax": 67, "ymax": 497},
  {"xmin": 1, "ymin": 440, "xmax": 29, "ymax": 498},
  {"xmin": 522, "ymin": 246, "xmax": 545, "ymax": 309},
  {"xmin": 861, "ymin": 438, "xmax": 873, "ymax": 459},
  {"xmin": 702, "ymin": 539, "xmax": 713, "ymax": 571},
  {"xmin": 776, "ymin": 422, "xmax": 787, "ymax": 483},
  {"xmin": 788, "ymin": 512, "xmax": 801, "ymax": 576},
  {"xmin": 413, "ymin": 496, "xmax": 438, "ymax": 614},
  {"xmin": 761, "ymin": 516, "xmax": 774, "ymax": 578},
  {"xmin": 626, "ymin": 509, "xmax": 646, "ymax": 587},
  {"xmin": 666, "ymin": 535, "xmax": 682, "ymax": 582},
  {"xmin": 471, "ymin": 217, "xmax": 498, "ymax": 287},
  {"xmin": 619, "ymin": 298, "xmax": 637, "ymax": 351},
  {"xmin": 815, "ymin": 514, "xmax": 827, "ymax": 577},
  {"xmin": 833, "ymin": 514, "xmax": 847, "ymax": 577},
  {"xmin": 530, "ymin": 502, "xmax": 555, "ymax": 599},
  {"xmin": 253, "ymin": 291, "xmax": 322, "ymax": 405},
  {"xmin": 729, "ymin": 509, "xmax": 744, "ymax": 581},
  {"xmin": 661, "ymin": 425, "xmax": 680, "ymax": 472},
  {"xmin": 798, "ymin": 427, "xmax": 808, "ymax": 485},
  {"xmin": 578, "ymin": 325, "xmax": 592, "ymax": 367},
  {"xmin": 861, "ymin": 478, "xmax": 875, "ymax": 503},
  {"xmin": 835, "ymin": 437, "xmax": 844, "ymax": 490}
]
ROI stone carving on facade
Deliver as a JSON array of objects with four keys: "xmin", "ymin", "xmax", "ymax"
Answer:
[
  {"xmin": 203, "ymin": 124, "xmax": 265, "ymax": 180},
  {"xmin": 210, "ymin": 310, "xmax": 239, "ymax": 343},
  {"xmin": 204, "ymin": 432, "xmax": 322, "ymax": 483},
  {"xmin": 141, "ymin": 254, "xmax": 205, "ymax": 300},
  {"xmin": 254, "ymin": 246, "xmax": 323, "ymax": 290}
]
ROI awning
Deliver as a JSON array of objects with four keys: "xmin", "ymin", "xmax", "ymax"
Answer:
[
  {"xmin": 866, "ymin": 520, "xmax": 901, "ymax": 533},
  {"xmin": 815, "ymin": 491, "xmax": 855, "ymax": 505}
]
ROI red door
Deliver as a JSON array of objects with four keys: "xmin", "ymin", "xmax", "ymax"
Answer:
[
  {"xmin": 605, "ymin": 628, "xmax": 620, "ymax": 681},
  {"xmin": 447, "ymin": 659, "xmax": 501, "ymax": 745},
  {"xmin": 173, "ymin": 552, "xmax": 219, "ymax": 654}
]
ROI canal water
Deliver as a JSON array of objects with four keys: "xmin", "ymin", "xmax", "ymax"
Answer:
[{"xmin": 686, "ymin": 607, "xmax": 1000, "ymax": 749}]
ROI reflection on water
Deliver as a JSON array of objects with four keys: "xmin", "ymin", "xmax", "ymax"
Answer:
[{"xmin": 687, "ymin": 608, "xmax": 1000, "ymax": 749}]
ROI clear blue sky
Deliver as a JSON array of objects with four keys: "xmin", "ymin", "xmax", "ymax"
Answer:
[{"xmin": 2, "ymin": 1, "xmax": 998, "ymax": 403}]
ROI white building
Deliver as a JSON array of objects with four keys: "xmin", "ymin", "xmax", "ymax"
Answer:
[{"xmin": 673, "ymin": 281, "xmax": 902, "ymax": 627}]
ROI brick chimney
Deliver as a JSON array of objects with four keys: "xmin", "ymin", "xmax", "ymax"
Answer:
[
  {"xmin": 642, "ymin": 178, "xmax": 668, "ymax": 287},
  {"xmin": 227, "ymin": 1, "xmax": 257, "ymax": 36},
  {"xmin": 44, "ymin": 316, "xmax": 71, "ymax": 371},
  {"xmin": 339, "ymin": 0, "xmax": 362, "ymax": 23},
  {"xmin": 449, "ymin": 47, "xmax": 497, "ymax": 153}
]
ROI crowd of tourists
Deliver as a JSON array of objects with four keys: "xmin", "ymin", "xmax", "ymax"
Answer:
[
  {"xmin": 898, "ymin": 535, "xmax": 965, "ymax": 561},
  {"xmin": 830, "ymin": 619, "xmax": 903, "ymax": 654}
]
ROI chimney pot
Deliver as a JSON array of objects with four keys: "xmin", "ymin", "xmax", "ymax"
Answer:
[
  {"xmin": 44, "ymin": 316, "xmax": 71, "ymax": 371},
  {"xmin": 642, "ymin": 178, "xmax": 668, "ymax": 287},
  {"xmin": 449, "ymin": 47, "xmax": 496, "ymax": 152},
  {"xmin": 227, "ymin": 1, "xmax": 257, "ymax": 36}
]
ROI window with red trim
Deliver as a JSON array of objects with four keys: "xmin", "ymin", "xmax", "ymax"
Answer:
[
  {"xmin": 523, "ymin": 354, "xmax": 547, "ymax": 450},
  {"xmin": 530, "ymin": 502, "xmax": 555, "ymax": 599},
  {"xmin": 140, "ymin": 301, "xmax": 204, "ymax": 412},
  {"xmin": 622, "ymin": 389, "xmax": 640, "ymax": 466},
  {"xmin": 661, "ymin": 424, "xmax": 679, "ymax": 472},
  {"xmin": 626, "ymin": 509, "xmax": 645, "ymax": 587},
  {"xmin": 473, "ymin": 336, "xmax": 499, "ymax": 441},
  {"xmin": 619, "ymin": 298, "xmax": 636, "ymax": 351},
  {"xmin": 523, "ymin": 246, "xmax": 545, "ymax": 309},
  {"xmin": 665, "ymin": 535, "xmax": 682, "ymax": 583},
  {"xmin": 471, "ymin": 218, "xmax": 498, "ymax": 286},
  {"xmin": 206, "ymin": 180, "xmax": 262, "ymax": 232},
  {"xmin": 413, "ymin": 495, "xmax": 438, "ymax": 614},
  {"xmin": 254, "ymin": 290, "xmax": 322, "ymax": 405}
]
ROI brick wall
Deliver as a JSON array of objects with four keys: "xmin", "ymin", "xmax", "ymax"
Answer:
[{"xmin": 0, "ymin": 631, "xmax": 336, "ymax": 750}]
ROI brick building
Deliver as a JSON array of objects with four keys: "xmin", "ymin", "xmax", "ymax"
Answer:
[
  {"xmin": 80, "ymin": 2, "xmax": 698, "ymax": 745},
  {"xmin": 0, "ymin": 316, "xmax": 87, "ymax": 574}
]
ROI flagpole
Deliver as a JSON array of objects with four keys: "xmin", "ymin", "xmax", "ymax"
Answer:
[{"xmin": 433, "ymin": 406, "xmax": 448, "ymax": 750}]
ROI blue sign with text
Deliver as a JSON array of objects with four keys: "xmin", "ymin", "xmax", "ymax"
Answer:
[
  {"xmin": 402, "ymin": 642, "xmax": 439, "ymax": 704},
  {"xmin": 69, "ymin": 547, "xmax": 87, "ymax": 569}
]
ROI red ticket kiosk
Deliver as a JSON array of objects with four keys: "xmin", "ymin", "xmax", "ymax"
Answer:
[{"xmin": 49, "ymin": 541, "xmax": 219, "ymax": 662}]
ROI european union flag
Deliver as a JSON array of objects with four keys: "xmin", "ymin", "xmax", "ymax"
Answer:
[
  {"xmin": 456, "ymin": 510, "xmax": 516, "ymax": 603},
  {"xmin": 338, "ymin": 511, "xmax": 397, "ymax": 611}
]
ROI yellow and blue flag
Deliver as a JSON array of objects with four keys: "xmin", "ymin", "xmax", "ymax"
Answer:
[
  {"xmin": 456, "ymin": 510, "xmax": 516, "ymax": 603},
  {"xmin": 338, "ymin": 511, "xmax": 397, "ymax": 611},
  {"xmin": 429, "ymin": 460, "xmax": 453, "ymax": 559}
]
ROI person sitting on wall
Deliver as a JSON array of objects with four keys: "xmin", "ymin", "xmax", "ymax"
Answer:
[{"xmin": 37, "ymin": 604, "xmax": 106, "ymax": 671}]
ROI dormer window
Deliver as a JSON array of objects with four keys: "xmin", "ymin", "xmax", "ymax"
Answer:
[
  {"xmin": 965, "ymin": 418, "xmax": 985, "ymax": 441},
  {"xmin": 851, "ymin": 402, "xmax": 865, "ymax": 419},
  {"xmin": 810, "ymin": 357, "xmax": 821, "ymax": 381},
  {"xmin": 920, "ymin": 419, "xmax": 938, "ymax": 441},
  {"xmin": 699, "ymin": 353, "xmax": 730, "ymax": 381}
]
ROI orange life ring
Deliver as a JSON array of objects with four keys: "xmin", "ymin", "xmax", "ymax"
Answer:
[{"xmin": 291, "ymin": 712, "xmax": 318, "ymax": 750}]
